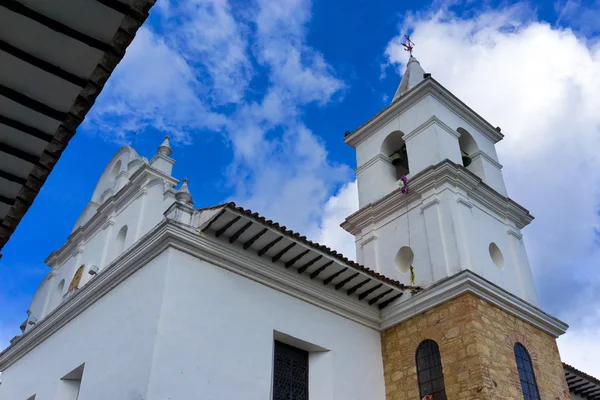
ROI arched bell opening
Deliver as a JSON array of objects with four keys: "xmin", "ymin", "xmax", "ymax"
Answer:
[
  {"xmin": 457, "ymin": 128, "xmax": 478, "ymax": 169},
  {"xmin": 381, "ymin": 130, "xmax": 409, "ymax": 179}
]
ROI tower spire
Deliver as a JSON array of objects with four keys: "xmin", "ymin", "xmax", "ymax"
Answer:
[{"xmin": 392, "ymin": 56, "xmax": 426, "ymax": 102}]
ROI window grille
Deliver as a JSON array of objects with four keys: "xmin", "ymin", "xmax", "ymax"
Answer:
[
  {"xmin": 416, "ymin": 339, "xmax": 447, "ymax": 400},
  {"xmin": 514, "ymin": 343, "xmax": 540, "ymax": 400},
  {"xmin": 273, "ymin": 341, "xmax": 309, "ymax": 400}
]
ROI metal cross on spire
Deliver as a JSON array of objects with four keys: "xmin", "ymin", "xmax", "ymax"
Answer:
[{"xmin": 401, "ymin": 35, "xmax": 415, "ymax": 57}]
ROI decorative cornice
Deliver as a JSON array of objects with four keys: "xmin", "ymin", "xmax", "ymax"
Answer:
[
  {"xmin": 345, "ymin": 79, "xmax": 503, "ymax": 148},
  {"xmin": 0, "ymin": 223, "xmax": 566, "ymax": 370},
  {"xmin": 345, "ymin": 80, "xmax": 431, "ymax": 147},
  {"xmin": 380, "ymin": 270, "xmax": 568, "ymax": 337},
  {"xmin": 2, "ymin": 221, "xmax": 174, "ymax": 370},
  {"xmin": 342, "ymin": 159, "xmax": 533, "ymax": 236},
  {"xmin": 0, "ymin": 219, "xmax": 384, "ymax": 370}
]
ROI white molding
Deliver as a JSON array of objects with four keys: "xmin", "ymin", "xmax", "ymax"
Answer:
[
  {"xmin": 0, "ymin": 220, "xmax": 384, "ymax": 370},
  {"xmin": 403, "ymin": 116, "xmax": 460, "ymax": 142},
  {"xmin": 420, "ymin": 197, "xmax": 440, "ymax": 211},
  {"xmin": 179, "ymin": 234, "xmax": 382, "ymax": 328},
  {"xmin": 343, "ymin": 160, "xmax": 533, "ymax": 234},
  {"xmin": 380, "ymin": 270, "xmax": 568, "ymax": 337},
  {"xmin": 456, "ymin": 197, "xmax": 473, "ymax": 209},
  {"xmin": 360, "ymin": 234, "xmax": 377, "ymax": 246},
  {"xmin": 1, "ymin": 222, "xmax": 567, "ymax": 371},
  {"xmin": 470, "ymin": 150, "xmax": 503, "ymax": 169},
  {"xmin": 45, "ymin": 165, "xmax": 178, "ymax": 266},
  {"xmin": 150, "ymin": 153, "xmax": 175, "ymax": 166},
  {"xmin": 0, "ymin": 221, "xmax": 174, "ymax": 371},
  {"xmin": 507, "ymin": 228, "xmax": 523, "ymax": 240},
  {"xmin": 355, "ymin": 154, "xmax": 393, "ymax": 175},
  {"xmin": 345, "ymin": 79, "xmax": 503, "ymax": 148}
]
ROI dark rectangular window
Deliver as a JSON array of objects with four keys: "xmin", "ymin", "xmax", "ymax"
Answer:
[{"xmin": 273, "ymin": 341, "xmax": 309, "ymax": 400}]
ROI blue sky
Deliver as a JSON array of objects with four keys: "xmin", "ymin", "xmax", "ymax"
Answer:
[{"xmin": 2, "ymin": 0, "xmax": 600, "ymax": 375}]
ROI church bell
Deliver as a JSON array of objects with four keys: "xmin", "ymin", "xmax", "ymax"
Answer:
[{"xmin": 461, "ymin": 151, "xmax": 472, "ymax": 168}]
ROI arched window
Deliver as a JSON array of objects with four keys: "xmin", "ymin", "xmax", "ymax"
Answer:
[
  {"xmin": 514, "ymin": 343, "xmax": 540, "ymax": 400},
  {"xmin": 416, "ymin": 339, "xmax": 447, "ymax": 399},
  {"xmin": 115, "ymin": 225, "xmax": 128, "ymax": 256}
]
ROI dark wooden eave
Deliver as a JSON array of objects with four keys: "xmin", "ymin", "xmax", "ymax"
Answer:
[
  {"xmin": 200, "ymin": 203, "xmax": 420, "ymax": 310},
  {"xmin": 564, "ymin": 363, "xmax": 600, "ymax": 399},
  {"xmin": 0, "ymin": 0, "xmax": 158, "ymax": 254}
]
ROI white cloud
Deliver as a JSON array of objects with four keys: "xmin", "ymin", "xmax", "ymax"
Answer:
[
  {"xmin": 555, "ymin": 0, "xmax": 600, "ymax": 36},
  {"xmin": 0, "ymin": 265, "xmax": 47, "ymax": 349},
  {"xmin": 85, "ymin": 0, "xmax": 349, "ymax": 240},
  {"xmin": 558, "ymin": 307, "xmax": 600, "ymax": 377},
  {"xmin": 85, "ymin": 26, "xmax": 226, "ymax": 144},
  {"xmin": 380, "ymin": 4, "xmax": 600, "ymax": 374},
  {"xmin": 253, "ymin": 0, "xmax": 346, "ymax": 106},
  {"xmin": 165, "ymin": 0, "xmax": 253, "ymax": 105},
  {"xmin": 220, "ymin": 0, "xmax": 350, "ymax": 235},
  {"xmin": 311, "ymin": 180, "xmax": 359, "ymax": 260}
]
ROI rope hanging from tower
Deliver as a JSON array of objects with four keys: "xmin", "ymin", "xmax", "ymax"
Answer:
[{"xmin": 397, "ymin": 175, "xmax": 415, "ymax": 284}]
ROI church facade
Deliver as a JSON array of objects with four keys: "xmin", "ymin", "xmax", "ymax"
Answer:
[{"xmin": 0, "ymin": 57, "xmax": 571, "ymax": 400}]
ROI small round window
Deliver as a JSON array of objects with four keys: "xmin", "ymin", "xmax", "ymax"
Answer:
[
  {"xmin": 394, "ymin": 246, "xmax": 414, "ymax": 273},
  {"xmin": 489, "ymin": 242, "xmax": 504, "ymax": 268}
]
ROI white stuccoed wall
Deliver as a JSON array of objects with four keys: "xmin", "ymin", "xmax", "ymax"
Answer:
[
  {"xmin": 0, "ymin": 251, "xmax": 170, "ymax": 400},
  {"xmin": 145, "ymin": 249, "xmax": 386, "ymax": 400},
  {"xmin": 352, "ymin": 186, "xmax": 537, "ymax": 305},
  {"xmin": 0, "ymin": 248, "xmax": 386, "ymax": 400}
]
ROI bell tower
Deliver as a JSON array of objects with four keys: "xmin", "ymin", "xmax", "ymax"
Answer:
[{"xmin": 342, "ymin": 56, "xmax": 538, "ymax": 305}]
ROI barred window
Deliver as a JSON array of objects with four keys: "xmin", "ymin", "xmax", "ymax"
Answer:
[
  {"xmin": 416, "ymin": 339, "xmax": 447, "ymax": 400},
  {"xmin": 514, "ymin": 343, "xmax": 540, "ymax": 400},
  {"xmin": 273, "ymin": 341, "xmax": 309, "ymax": 400}
]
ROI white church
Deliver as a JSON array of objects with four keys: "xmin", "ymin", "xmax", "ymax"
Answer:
[{"xmin": 0, "ymin": 57, "xmax": 577, "ymax": 400}]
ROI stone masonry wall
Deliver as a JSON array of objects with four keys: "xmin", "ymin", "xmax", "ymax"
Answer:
[{"xmin": 381, "ymin": 293, "xmax": 569, "ymax": 399}]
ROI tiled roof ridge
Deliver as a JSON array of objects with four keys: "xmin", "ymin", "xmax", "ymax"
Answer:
[{"xmin": 196, "ymin": 202, "xmax": 421, "ymax": 292}]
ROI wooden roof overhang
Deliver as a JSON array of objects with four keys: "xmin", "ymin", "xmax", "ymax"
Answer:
[
  {"xmin": 201, "ymin": 203, "xmax": 420, "ymax": 311},
  {"xmin": 0, "ymin": 0, "xmax": 157, "ymax": 254},
  {"xmin": 564, "ymin": 363, "xmax": 600, "ymax": 399}
]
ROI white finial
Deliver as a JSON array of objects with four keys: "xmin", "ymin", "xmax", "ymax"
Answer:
[
  {"xmin": 175, "ymin": 177, "xmax": 193, "ymax": 204},
  {"xmin": 158, "ymin": 135, "xmax": 172, "ymax": 157}
]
